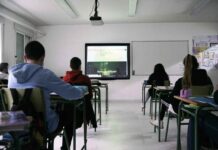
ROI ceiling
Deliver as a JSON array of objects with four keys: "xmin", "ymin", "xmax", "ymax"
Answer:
[{"xmin": 0, "ymin": 0, "xmax": 218, "ymax": 26}]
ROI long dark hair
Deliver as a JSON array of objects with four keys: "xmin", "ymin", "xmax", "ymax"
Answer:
[
  {"xmin": 153, "ymin": 63, "xmax": 167, "ymax": 76},
  {"xmin": 182, "ymin": 54, "xmax": 199, "ymax": 88}
]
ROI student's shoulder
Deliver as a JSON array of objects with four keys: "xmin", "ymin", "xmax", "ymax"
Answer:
[
  {"xmin": 39, "ymin": 68, "xmax": 57, "ymax": 78},
  {"xmin": 194, "ymin": 69, "xmax": 208, "ymax": 77}
]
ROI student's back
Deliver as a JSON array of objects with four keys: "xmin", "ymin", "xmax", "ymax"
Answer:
[
  {"xmin": 147, "ymin": 63, "xmax": 169, "ymax": 86},
  {"xmin": 63, "ymin": 57, "xmax": 97, "ymax": 128}
]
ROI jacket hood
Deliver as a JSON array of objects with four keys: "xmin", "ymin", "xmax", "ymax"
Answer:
[{"xmin": 9, "ymin": 63, "xmax": 42, "ymax": 83}]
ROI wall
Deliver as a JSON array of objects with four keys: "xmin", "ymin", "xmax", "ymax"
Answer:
[
  {"xmin": 0, "ymin": 6, "xmax": 40, "ymax": 66},
  {"xmin": 37, "ymin": 23, "xmax": 218, "ymax": 101}
]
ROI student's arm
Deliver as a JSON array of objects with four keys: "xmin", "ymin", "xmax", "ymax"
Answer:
[
  {"xmin": 214, "ymin": 90, "xmax": 218, "ymax": 104},
  {"xmin": 147, "ymin": 74, "xmax": 153, "ymax": 85},
  {"xmin": 171, "ymin": 78, "xmax": 182, "ymax": 96},
  {"xmin": 45, "ymin": 70, "xmax": 87, "ymax": 100}
]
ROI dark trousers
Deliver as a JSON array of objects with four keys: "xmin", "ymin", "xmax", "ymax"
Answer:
[
  {"xmin": 160, "ymin": 95, "xmax": 179, "ymax": 121},
  {"xmin": 53, "ymin": 104, "xmax": 77, "ymax": 150}
]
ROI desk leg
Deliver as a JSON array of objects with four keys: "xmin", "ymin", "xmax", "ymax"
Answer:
[
  {"xmin": 177, "ymin": 102, "xmax": 182, "ymax": 150},
  {"xmin": 194, "ymin": 107, "xmax": 200, "ymax": 150},
  {"xmin": 83, "ymin": 98, "xmax": 87, "ymax": 150},
  {"xmin": 142, "ymin": 84, "xmax": 144, "ymax": 104},
  {"xmin": 143, "ymin": 85, "xmax": 146, "ymax": 115},
  {"xmin": 158, "ymin": 93, "xmax": 161, "ymax": 142},
  {"xmin": 105, "ymin": 85, "xmax": 109, "ymax": 114},
  {"xmin": 154, "ymin": 92, "xmax": 157, "ymax": 133},
  {"xmin": 98, "ymin": 88, "xmax": 102, "ymax": 125}
]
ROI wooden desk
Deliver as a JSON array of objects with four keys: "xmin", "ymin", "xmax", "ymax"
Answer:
[
  {"xmin": 50, "ymin": 93, "xmax": 87, "ymax": 150},
  {"xmin": 174, "ymin": 96, "xmax": 217, "ymax": 150},
  {"xmin": 0, "ymin": 111, "xmax": 30, "ymax": 149},
  {"xmin": 153, "ymin": 86, "xmax": 174, "ymax": 142},
  {"xmin": 0, "ymin": 111, "xmax": 30, "ymax": 133}
]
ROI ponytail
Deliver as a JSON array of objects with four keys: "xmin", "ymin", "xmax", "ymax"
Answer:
[{"xmin": 182, "ymin": 54, "xmax": 192, "ymax": 89}]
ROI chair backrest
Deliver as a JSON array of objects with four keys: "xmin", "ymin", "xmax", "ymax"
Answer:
[
  {"xmin": 1, "ymin": 88, "xmax": 45, "ymax": 113},
  {"xmin": 164, "ymin": 80, "xmax": 170, "ymax": 86},
  {"xmin": 191, "ymin": 85, "xmax": 213, "ymax": 97},
  {"xmin": 0, "ymin": 88, "xmax": 14, "ymax": 111}
]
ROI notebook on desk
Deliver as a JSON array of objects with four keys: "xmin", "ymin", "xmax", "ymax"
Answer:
[{"xmin": 189, "ymin": 97, "xmax": 218, "ymax": 108}]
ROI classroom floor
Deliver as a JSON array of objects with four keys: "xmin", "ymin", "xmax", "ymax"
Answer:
[{"xmin": 54, "ymin": 100, "xmax": 188, "ymax": 150}]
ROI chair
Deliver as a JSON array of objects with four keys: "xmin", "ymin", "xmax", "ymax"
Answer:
[
  {"xmin": 164, "ymin": 85, "xmax": 213, "ymax": 142},
  {"xmin": 150, "ymin": 80, "xmax": 170, "ymax": 119},
  {"xmin": 0, "ymin": 88, "xmax": 65, "ymax": 150}
]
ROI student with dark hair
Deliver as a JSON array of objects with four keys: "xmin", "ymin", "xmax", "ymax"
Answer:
[
  {"xmin": 151, "ymin": 54, "xmax": 213, "ymax": 128},
  {"xmin": 144, "ymin": 63, "xmax": 170, "ymax": 108},
  {"xmin": 8, "ymin": 41, "xmax": 87, "ymax": 149},
  {"xmin": 0, "ymin": 62, "xmax": 9, "ymax": 80},
  {"xmin": 63, "ymin": 57, "xmax": 97, "ymax": 128}
]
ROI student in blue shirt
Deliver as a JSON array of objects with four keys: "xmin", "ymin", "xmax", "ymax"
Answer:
[{"xmin": 8, "ymin": 41, "xmax": 87, "ymax": 149}]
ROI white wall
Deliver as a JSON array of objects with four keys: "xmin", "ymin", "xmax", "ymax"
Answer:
[{"xmin": 38, "ymin": 23, "xmax": 218, "ymax": 101}]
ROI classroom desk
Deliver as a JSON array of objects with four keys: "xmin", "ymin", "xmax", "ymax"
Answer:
[
  {"xmin": 153, "ymin": 86, "xmax": 174, "ymax": 142},
  {"xmin": 50, "ymin": 93, "xmax": 87, "ymax": 150},
  {"xmin": 0, "ymin": 111, "xmax": 30, "ymax": 149},
  {"xmin": 91, "ymin": 85, "xmax": 102, "ymax": 126},
  {"xmin": 141, "ymin": 81, "xmax": 151, "ymax": 115},
  {"xmin": 174, "ymin": 96, "xmax": 218, "ymax": 150},
  {"xmin": 91, "ymin": 83, "xmax": 109, "ymax": 114},
  {"xmin": 0, "ymin": 111, "xmax": 30, "ymax": 133}
]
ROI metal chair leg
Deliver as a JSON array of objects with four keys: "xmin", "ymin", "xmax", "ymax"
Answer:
[{"xmin": 165, "ymin": 112, "xmax": 170, "ymax": 142}]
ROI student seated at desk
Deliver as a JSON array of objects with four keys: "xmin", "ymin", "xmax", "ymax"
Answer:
[
  {"xmin": 63, "ymin": 57, "xmax": 97, "ymax": 128},
  {"xmin": 145, "ymin": 63, "xmax": 170, "ymax": 108},
  {"xmin": 151, "ymin": 54, "xmax": 213, "ymax": 128},
  {"xmin": 187, "ymin": 87, "xmax": 218, "ymax": 150},
  {"xmin": 8, "ymin": 41, "xmax": 87, "ymax": 150}
]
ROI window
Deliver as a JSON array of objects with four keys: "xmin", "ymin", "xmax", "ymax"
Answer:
[{"xmin": 16, "ymin": 32, "xmax": 31, "ymax": 64}]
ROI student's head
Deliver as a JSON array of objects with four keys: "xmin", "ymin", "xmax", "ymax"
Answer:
[
  {"xmin": 0, "ymin": 62, "xmax": 9, "ymax": 73},
  {"xmin": 24, "ymin": 41, "xmax": 45, "ymax": 65},
  {"xmin": 182, "ymin": 54, "xmax": 199, "ymax": 88},
  {"xmin": 153, "ymin": 63, "xmax": 166, "ymax": 74},
  {"xmin": 70, "ymin": 57, "xmax": 81, "ymax": 71},
  {"xmin": 183, "ymin": 54, "xmax": 199, "ymax": 70}
]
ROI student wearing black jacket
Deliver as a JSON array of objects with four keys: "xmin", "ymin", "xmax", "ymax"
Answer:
[
  {"xmin": 151, "ymin": 54, "xmax": 213, "ymax": 128},
  {"xmin": 144, "ymin": 63, "xmax": 170, "ymax": 108}
]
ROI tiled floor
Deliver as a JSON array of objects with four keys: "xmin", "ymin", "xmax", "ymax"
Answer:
[{"xmin": 54, "ymin": 100, "xmax": 188, "ymax": 150}]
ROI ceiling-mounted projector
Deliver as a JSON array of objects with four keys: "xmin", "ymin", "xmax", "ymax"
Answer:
[
  {"xmin": 90, "ymin": 16, "xmax": 103, "ymax": 25},
  {"xmin": 89, "ymin": 0, "xmax": 104, "ymax": 25}
]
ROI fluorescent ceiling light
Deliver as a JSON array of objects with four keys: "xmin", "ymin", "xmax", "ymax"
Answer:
[
  {"xmin": 190, "ymin": 0, "xmax": 210, "ymax": 15},
  {"xmin": 129, "ymin": 0, "xmax": 138, "ymax": 17},
  {"xmin": 55, "ymin": 0, "xmax": 77, "ymax": 18}
]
